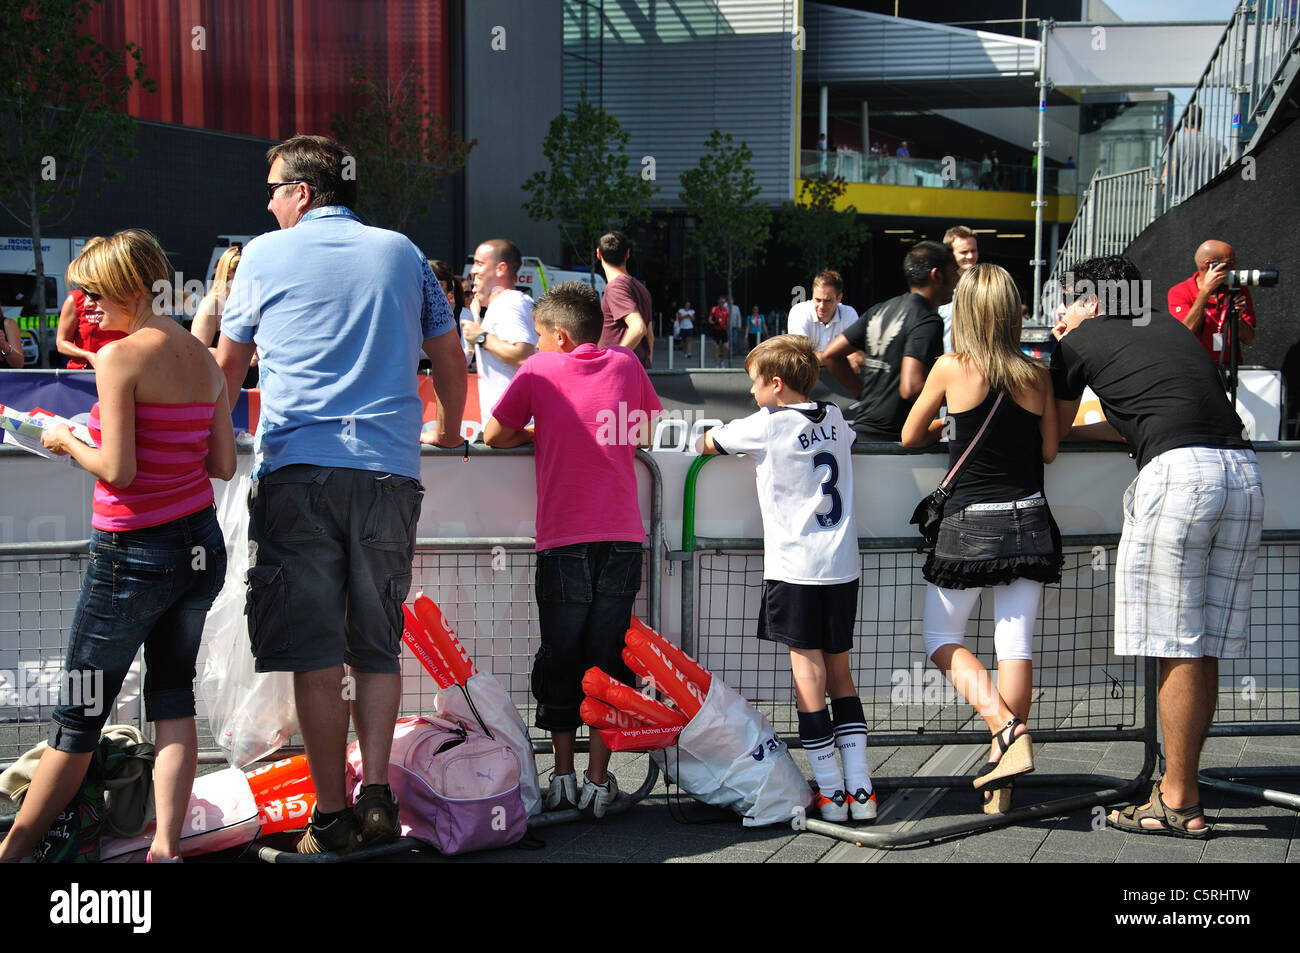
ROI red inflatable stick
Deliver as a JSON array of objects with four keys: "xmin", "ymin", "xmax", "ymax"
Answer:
[
  {"xmin": 581, "ymin": 668, "xmax": 689, "ymax": 729},
  {"xmin": 245, "ymin": 755, "xmax": 318, "ymax": 834},
  {"xmin": 245, "ymin": 755, "xmax": 315, "ymax": 804},
  {"xmin": 627, "ymin": 618, "xmax": 712, "ymax": 691},
  {"xmin": 597, "ymin": 725, "xmax": 683, "ymax": 752},
  {"xmin": 412, "ymin": 593, "xmax": 478, "ymax": 685},
  {"xmin": 402, "ymin": 603, "xmax": 455, "ymax": 689},
  {"xmin": 580, "ymin": 696, "xmax": 652, "ymax": 730},
  {"xmin": 623, "ymin": 634, "xmax": 707, "ymax": 718}
]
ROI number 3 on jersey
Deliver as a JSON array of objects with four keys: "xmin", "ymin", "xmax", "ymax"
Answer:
[{"xmin": 812, "ymin": 451, "xmax": 843, "ymax": 528}]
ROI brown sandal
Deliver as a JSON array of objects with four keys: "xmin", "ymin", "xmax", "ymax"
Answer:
[{"xmin": 1106, "ymin": 781, "xmax": 1209, "ymax": 839}]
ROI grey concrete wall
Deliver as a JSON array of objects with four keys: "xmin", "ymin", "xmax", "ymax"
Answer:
[{"xmin": 464, "ymin": 0, "xmax": 562, "ymax": 262}]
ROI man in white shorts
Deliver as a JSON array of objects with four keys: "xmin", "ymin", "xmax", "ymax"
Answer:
[{"xmin": 1050, "ymin": 255, "xmax": 1263, "ymax": 839}]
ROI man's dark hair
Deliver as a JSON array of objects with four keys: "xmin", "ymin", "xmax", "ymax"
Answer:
[
  {"xmin": 482, "ymin": 238, "xmax": 522, "ymax": 279},
  {"xmin": 598, "ymin": 231, "xmax": 631, "ymax": 266},
  {"xmin": 903, "ymin": 241, "xmax": 953, "ymax": 288},
  {"xmin": 1066, "ymin": 255, "xmax": 1144, "ymax": 317},
  {"xmin": 1184, "ymin": 104, "xmax": 1203, "ymax": 129},
  {"xmin": 535, "ymin": 281, "xmax": 603, "ymax": 345},
  {"xmin": 266, "ymin": 135, "xmax": 357, "ymax": 210}
]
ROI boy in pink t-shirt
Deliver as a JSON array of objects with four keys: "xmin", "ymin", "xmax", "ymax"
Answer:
[{"xmin": 485, "ymin": 281, "xmax": 662, "ymax": 817}]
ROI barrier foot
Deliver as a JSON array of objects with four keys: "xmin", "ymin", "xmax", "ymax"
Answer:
[
  {"xmin": 801, "ymin": 771, "xmax": 1149, "ymax": 849},
  {"xmin": 1197, "ymin": 766, "xmax": 1300, "ymax": 811},
  {"xmin": 255, "ymin": 836, "xmax": 424, "ymax": 863}
]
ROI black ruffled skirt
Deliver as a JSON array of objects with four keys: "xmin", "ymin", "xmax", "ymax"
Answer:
[{"xmin": 922, "ymin": 499, "xmax": 1063, "ymax": 590}]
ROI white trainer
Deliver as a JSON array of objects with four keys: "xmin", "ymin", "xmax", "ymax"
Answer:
[
  {"xmin": 816, "ymin": 790, "xmax": 849, "ymax": 823},
  {"xmin": 849, "ymin": 788, "xmax": 878, "ymax": 822},
  {"xmin": 578, "ymin": 772, "xmax": 619, "ymax": 818},
  {"xmin": 544, "ymin": 772, "xmax": 578, "ymax": 811}
]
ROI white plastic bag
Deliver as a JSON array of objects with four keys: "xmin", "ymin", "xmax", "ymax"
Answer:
[
  {"xmin": 198, "ymin": 469, "xmax": 299, "ymax": 769},
  {"xmin": 652, "ymin": 676, "xmax": 811, "ymax": 827},
  {"xmin": 434, "ymin": 671, "xmax": 542, "ymax": 817},
  {"xmin": 103, "ymin": 768, "xmax": 260, "ymax": 862}
]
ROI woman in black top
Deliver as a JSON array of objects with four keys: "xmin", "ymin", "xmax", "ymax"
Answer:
[{"xmin": 902, "ymin": 264, "xmax": 1062, "ymax": 812}]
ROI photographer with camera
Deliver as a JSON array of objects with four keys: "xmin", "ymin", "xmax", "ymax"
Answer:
[{"xmin": 1167, "ymin": 240, "xmax": 1256, "ymax": 370}]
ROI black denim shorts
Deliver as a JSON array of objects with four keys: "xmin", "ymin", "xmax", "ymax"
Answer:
[{"xmin": 923, "ymin": 501, "xmax": 1062, "ymax": 590}]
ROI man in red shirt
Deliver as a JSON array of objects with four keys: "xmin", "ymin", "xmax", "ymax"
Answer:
[
  {"xmin": 708, "ymin": 296, "xmax": 730, "ymax": 367},
  {"xmin": 1167, "ymin": 239, "xmax": 1256, "ymax": 369}
]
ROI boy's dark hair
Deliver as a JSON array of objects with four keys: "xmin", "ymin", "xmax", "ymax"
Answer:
[
  {"xmin": 266, "ymin": 135, "xmax": 357, "ymax": 210},
  {"xmin": 745, "ymin": 334, "xmax": 819, "ymax": 396},
  {"xmin": 812, "ymin": 269, "xmax": 843, "ymax": 294},
  {"xmin": 598, "ymin": 231, "xmax": 631, "ymax": 266},
  {"xmin": 535, "ymin": 281, "xmax": 603, "ymax": 345},
  {"xmin": 904, "ymin": 241, "xmax": 953, "ymax": 288},
  {"xmin": 1067, "ymin": 256, "xmax": 1144, "ymax": 317}
]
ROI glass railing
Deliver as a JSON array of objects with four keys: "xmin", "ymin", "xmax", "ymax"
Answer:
[{"xmin": 798, "ymin": 151, "xmax": 1079, "ymax": 195}]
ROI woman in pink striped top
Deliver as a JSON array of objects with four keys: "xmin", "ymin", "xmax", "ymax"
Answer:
[{"xmin": 0, "ymin": 230, "xmax": 236, "ymax": 864}]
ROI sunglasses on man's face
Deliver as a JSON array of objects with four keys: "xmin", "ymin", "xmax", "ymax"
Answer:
[{"xmin": 266, "ymin": 180, "xmax": 311, "ymax": 200}]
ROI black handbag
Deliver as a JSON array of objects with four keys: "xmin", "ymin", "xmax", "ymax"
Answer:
[{"xmin": 909, "ymin": 391, "xmax": 1005, "ymax": 549}]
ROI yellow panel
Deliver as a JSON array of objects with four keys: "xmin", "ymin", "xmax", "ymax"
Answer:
[{"xmin": 802, "ymin": 180, "xmax": 1077, "ymax": 223}]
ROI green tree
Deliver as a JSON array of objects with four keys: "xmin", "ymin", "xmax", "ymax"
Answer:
[
  {"xmin": 522, "ymin": 93, "xmax": 656, "ymax": 280},
  {"xmin": 0, "ymin": 0, "xmax": 154, "ymax": 316},
  {"xmin": 330, "ymin": 65, "xmax": 475, "ymax": 234},
  {"xmin": 777, "ymin": 174, "xmax": 868, "ymax": 278},
  {"xmin": 679, "ymin": 130, "xmax": 770, "ymax": 304}
]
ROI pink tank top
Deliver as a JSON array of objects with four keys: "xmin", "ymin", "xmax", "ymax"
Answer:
[{"xmin": 88, "ymin": 401, "xmax": 216, "ymax": 531}]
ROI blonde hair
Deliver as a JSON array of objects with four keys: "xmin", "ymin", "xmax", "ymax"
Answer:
[
  {"xmin": 213, "ymin": 244, "xmax": 242, "ymax": 298},
  {"xmin": 745, "ymin": 335, "xmax": 819, "ymax": 396},
  {"xmin": 67, "ymin": 229, "xmax": 169, "ymax": 311},
  {"xmin": 950, "ymin": 263, "xmax": 1041, "ymax": 394}
]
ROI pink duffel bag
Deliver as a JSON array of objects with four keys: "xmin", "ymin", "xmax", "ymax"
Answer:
[{"xmin": 346, "ymin": 715, "xmax": 526, "ymax": 856}]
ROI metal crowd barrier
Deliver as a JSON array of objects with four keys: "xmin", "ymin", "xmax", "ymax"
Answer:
[
  {"xmin": 1198, "ymin": 531, "xmax": 1300, "ymax": 810},
  {"xmin": 0, "ymin": 449, "xmax": 667, "ymax": 836},
  {"xmin": 675, "ymin": 454, "xmax": 1297, "ymax": 847}
]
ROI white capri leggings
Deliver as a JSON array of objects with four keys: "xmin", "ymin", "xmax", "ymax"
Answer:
[{"xmin": 922, "ymin": 578, "xmax": 1044, "ymax": 662}]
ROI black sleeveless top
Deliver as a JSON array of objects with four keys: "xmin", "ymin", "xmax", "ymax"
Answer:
[{"xmin": 944, "ymin": 388, "xmax": 1043, "ymax": 513}]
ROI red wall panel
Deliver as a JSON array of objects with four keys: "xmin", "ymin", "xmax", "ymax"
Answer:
[{"xmin": 87, "ymin": 0, "xmax": 451, "ymax": 142}]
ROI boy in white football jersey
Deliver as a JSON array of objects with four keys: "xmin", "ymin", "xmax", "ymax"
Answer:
[{"xmin": 696, "ymin": 335, "xmax": 875, "ymax": 822}]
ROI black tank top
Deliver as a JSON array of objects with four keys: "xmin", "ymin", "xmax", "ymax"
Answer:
[{"xmin": 945, "ymin": 388, "xmax": 1044, "ymax": 512}]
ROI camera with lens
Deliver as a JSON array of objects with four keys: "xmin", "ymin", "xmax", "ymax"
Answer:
[{"xmin": 1227, "ymin": 268, "xmax": 1278, "ymax": 288}]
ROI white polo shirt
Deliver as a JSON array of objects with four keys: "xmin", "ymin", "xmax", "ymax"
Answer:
[{"xmin": 786, "ymin": 300, "xmax": 859, "ymax": 354}]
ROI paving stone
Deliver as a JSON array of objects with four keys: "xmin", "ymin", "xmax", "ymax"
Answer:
[
  {"xmin": 769, "ymin": 834, "xmax": 839, "ymax": 862},
  {"xmin": 1031, "ymin": 847, "xmax": 1117, "ymax": 863}
]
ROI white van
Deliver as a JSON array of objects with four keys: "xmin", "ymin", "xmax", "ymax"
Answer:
[
  {"xmin": 461, "ymin": 255, "xmax": 605, "ymax": 297},
  {"xmin": 0, "ymin": 236, "xmax": 91, "ymax": 366}
]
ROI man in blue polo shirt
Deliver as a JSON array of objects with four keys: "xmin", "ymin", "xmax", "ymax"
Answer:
[{"xmin": 218, "ymin": 134, "xmax": 466, "ymax": 854}]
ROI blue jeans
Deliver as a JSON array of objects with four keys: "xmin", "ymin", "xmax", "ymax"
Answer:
[
  {"xmin": 50, "ymin": 506, "xmax": 226, "ymax": 753},
  {"xmin": 532, "ymin": 541, "xmax": 642, "ymax": 732}
]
